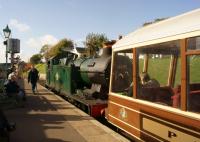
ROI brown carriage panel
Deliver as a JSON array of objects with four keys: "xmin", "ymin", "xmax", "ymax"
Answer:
[
  {"xmin": 109, "ymin": 95, "xmax": 140, "ymax": 110},
  {"xmin": 139, "ymin": 104, "xmax": 200, "ymax": 131},
  {"xmin": 140, "ymin": 113, "xmax": 200, "ymax": 141},
  {"xmin": 108, "ymin": 114, "xmax": 141, "ymax": 138},
  {"xmin": 108, "ymin": 101, "xmax": 140, "ymax": 128},
  {"xmin": 109, "ymin": 94, "xmax": 200, "ymax": 131},
  {"xmin": 108, "ymin": 112, "xmax": 161, "ymax": 142}
]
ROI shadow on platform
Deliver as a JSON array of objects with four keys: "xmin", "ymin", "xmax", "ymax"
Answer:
[{"xmin": 4, "ymin": 79, "xmax": 87, "ymax": 142}]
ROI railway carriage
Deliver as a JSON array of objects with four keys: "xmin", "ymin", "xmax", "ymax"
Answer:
[{"xmin": 107, "ymin": 9, "xmax": 200, "ymax": 141}]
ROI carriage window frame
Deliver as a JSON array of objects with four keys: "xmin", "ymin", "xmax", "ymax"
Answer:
[
  {"xmin": 184, "ymin": 37, "xmax": 200, "ymax": 113},
  {"xmin": 187, "ymin": 36, "xmax": 200, "ymax": 51},
  {"xmin": 135, "ymin": 41, "xmax": 181, "ymax": 108},
  {"xmin": 111, "ymin": 49, "xmax": 134, "ymax": 97}
]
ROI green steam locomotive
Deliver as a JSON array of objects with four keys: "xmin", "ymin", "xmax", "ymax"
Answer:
[{"xmin": 45, "ymin": 41, "xmax": 114, "ymax": 117}]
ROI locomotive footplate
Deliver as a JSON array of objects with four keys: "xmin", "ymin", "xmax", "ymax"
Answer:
[{"xmin": 64, "ymin": 93, "xmax": 107, "ymax": 118}]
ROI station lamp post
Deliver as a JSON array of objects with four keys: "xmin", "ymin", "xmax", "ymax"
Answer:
[{"xmin": 3, "ymin": 25, "xmax": 11, "ymax": 75}]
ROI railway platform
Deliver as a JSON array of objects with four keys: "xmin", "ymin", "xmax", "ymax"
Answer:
[{"xmin": 4, "ymin": 79, "xmax": 130, "ymax": 142}]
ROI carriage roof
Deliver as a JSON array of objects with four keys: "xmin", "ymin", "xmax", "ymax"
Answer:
[{"xmin": 113, "ymin": 9, "xmax": 200, "ymax": 50}]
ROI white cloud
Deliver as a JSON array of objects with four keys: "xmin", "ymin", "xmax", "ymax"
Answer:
[
  {"xmin": 23, "ymin": 35, "xmax": 58, "ymax": 62},
  {"xmin": 40, "ymin": 35, "xmax": 58, "ymax": 46},
  {"xmin": 19, "ymin": 53, "xmax": 30, "ymax": 62},
  {"xmin": 25, "ymin": 34, "xmax": 58, "ymax": 50},
  {"xmin": 0, "ymin": 35, "xmax": 58, "ymax": 62},
  {"xmin": 26, "ymin": 38, "xmax": 40, "ymax": 48},
  {"xmin": 9, "ymin": 19, "xmax": 30, "ymax": 32},
  {"xmin": 75, "ymin": 38, "xmax": 85, "ymax": 47}
]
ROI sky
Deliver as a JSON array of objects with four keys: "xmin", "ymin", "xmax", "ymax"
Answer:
[{"xmin": 0, "ymin": 0, "xmax": 199, "ymax": 62}]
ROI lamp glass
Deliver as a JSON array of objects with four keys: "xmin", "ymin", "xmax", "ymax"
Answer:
[{"xmin": 3, "ymin": 25, "xmax": 11, "ymax": 38}]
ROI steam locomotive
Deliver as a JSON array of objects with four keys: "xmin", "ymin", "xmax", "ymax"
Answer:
[{"xmin": 45, "ymin": 41, "xmax": 115, "ymax": 117}]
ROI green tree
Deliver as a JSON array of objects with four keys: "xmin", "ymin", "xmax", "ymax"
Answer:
[
  {"xmin": 40, "ymin": 44, "xmax": 51, "ymax": 60},
  {"xmin": 40, "ymin": 44, "xmax": 50, "ymax": 55},
  {"xmin": 85, "ymin": 33, "xmax": 108, "ymax": 56},
  {"xmin": 48, "ymin": 38, "xmax": 74, "ymax": 58},
  {"xmin": 143, "ymin": 18, "xmax": 168, "ymax": 27},
  {"xmin": 30, "ymin": 54, "xmax": 42, "ymax": 65}
]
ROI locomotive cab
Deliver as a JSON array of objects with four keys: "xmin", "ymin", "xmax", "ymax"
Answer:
[{"xmin": 45, "ymin": 51, "xmax": 79, "ymax": 93}]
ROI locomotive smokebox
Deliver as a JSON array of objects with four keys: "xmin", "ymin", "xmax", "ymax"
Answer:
[{"xmin": 80, "ymin": 41, "xmax": 115, "ymax": 86}]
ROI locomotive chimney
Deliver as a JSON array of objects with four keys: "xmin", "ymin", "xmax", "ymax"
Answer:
[
  {"xmin": 118, "ymin": 35, "xmax": 123, "ymax": 40},
  {"xmin": 101, "ymin": 40, "xmax": 116, "ymax": 57}
]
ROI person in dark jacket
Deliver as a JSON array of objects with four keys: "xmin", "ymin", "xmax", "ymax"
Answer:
[
  {"xmin": 4, "ymin": 73, "xmax": 26, "ymax": 105},
  {"xmin": 4, "ymin": 73, "xmax": 19, "ymax": 96},
  {"xmin": 28, "ymin": 65, "xmax": 39, "ymax": 94}
]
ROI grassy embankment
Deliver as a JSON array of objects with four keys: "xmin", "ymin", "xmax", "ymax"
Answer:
[
  {"xmin": 35, "ymin": 64, "xmax": 46, "ymax": 86},
  {"xmin": 23, "ymin": 63, "xmax": 46, "ymax": 81},
  {"xmin": 140, "ymin": 56, "xmax": 200, "ymax": 87},
  {"xmin": 35, "ymin": 63, "xmax": 46, "ymax": 74}
]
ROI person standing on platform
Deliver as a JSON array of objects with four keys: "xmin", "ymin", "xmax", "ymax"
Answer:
[{"xmin": 28, "ymin": 65, "xmax": 39, "ymax": 94}]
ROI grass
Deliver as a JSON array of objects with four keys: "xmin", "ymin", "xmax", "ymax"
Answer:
[
  {"xmin": 189, "ymin": 56, "xmax": 200, "ymax": 83},
  {"xmin": 139, "ymin": 57, "xmax": 171, "ymax": 86},
  {"xmin": 147, "ymin": 58, "xmax": 171, "ymax": 86},
  {"xmin": 35, "ymin": 63, "xmax": 46, "ymax": 74},
  {"xmin": 23, "ymin": 63, "xmax": 46, "ymax": 78},
  {"xmin": 139, "ymin": 56, "xmax": 200, "ymax": 87}
]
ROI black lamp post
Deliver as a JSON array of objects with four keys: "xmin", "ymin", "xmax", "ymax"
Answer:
[
  {"xmin": 3, "ymin": 25, "xmax": 11, "ymax": 76},
  {"xmin": 3, "ymin": 25, "xmax": 11, "ymax": 38}
]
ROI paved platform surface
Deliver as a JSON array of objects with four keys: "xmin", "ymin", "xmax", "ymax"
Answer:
[{"xmin": 5, "ymin": 79, "xmax": 130, "ymax": 142}]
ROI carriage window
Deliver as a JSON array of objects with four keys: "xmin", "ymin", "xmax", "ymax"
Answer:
[
  {"xmin": 137, "ymin": 41, "xmax": 181, "ymax": 108},
  {"xmin": 187, "ymin": 36, "xmax": 200, "ymax": 51},
  {"xmin": 52, "ymin": 59, "xmax": 59, "ymax": 65},
  {"xmin": 59, "ymin": 58, "xmax": 67, "ymax": 65},
  {"xmin": 187, "ymin": 55, "xmax": 200, "ymax": 113},
  {"xmin": 111, "ymin": 49, "xmax": 133, "ymax": 97}
]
